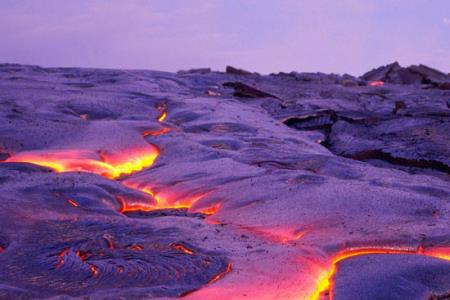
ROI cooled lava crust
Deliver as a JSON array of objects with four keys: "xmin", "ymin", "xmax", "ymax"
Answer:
[{"xmin": 0, "ymin": 63, "xmax": 449, "ymax": 299}]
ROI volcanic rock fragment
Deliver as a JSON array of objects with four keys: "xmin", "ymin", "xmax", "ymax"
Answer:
[
  {"xmin": 177, "ymin": 68, "xmax": 212, "ymax": 75},
  {"xmin": 327, "ymin": 118, "xmax": 450, "ymax": 174},
  {"xmin": 361, "ymin": 62, "xmax": 450, "ymax": 87},
  {"xmin": 282, "ymin": 110, "xmax": 338, "ymax": 131},
  {"xmin": 225, "ymin": 65, "xmax": 254, "ymax": 76},
  {"xmin": 223, "ymin": 81, "xmax": 278, "ymax": 98}
]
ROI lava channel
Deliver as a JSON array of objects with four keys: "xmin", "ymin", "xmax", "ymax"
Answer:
[{"xmin": 308, "ymin": 246, "xmax": 450, "ymax": 300}]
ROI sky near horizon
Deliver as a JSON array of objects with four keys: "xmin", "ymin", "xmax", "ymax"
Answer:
[{"xmin": 1, "ymin": 0, "xmax": 449, "ymax": 75}]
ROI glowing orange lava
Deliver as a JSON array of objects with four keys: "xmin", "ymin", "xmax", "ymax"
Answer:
[
  {"xmin": 89, "ymin": 264, "xmax": 99, "ymax": 276},
  {"xmin": 6, "ymin": 146, "xmax": 159, "ymax": 179},
  {"xmin": 66, "ymin": 199, "xmax": 79, "ymax": 207},
  {"xmin": 76, "ymin": 250, "xmax": 90, "ymax": 262},
  {"xmin": 209, "ymin": 262, "xmax": 232, "ymax": 284},
  {"xmin": 158, "ymin": 111, "xmax": 168, "ymax": 122},
  {"xmin": 308, "ymin": 246, "xmax": 450, "ymax": 300},
  {"xmin": 369, "ymin": 80, "xmax": 384, "ymax": 87},
  {"xmin": 128, "ymin": 245, "xmax": 144, "ymax": 251},
  {"xmin": 198, "ymin": 203, "xmax": 221, "ymax": 216},
  {"xmin": 5, "ymin": 110, "xmax": 218, "ymax": 215},
  {"xmin": 172, "ymin": 243, "xmax": 195, "ymax": 255},
  {"xmin": 55, "ymin": 248, "xmax": 69, "ymax": 268},
  {"xmin": 120, "ymin": 183, "xmax": 217, "ymax": 214}
]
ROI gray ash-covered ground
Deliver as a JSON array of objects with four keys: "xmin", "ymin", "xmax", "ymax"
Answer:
[{"xmin": 0, "ymin": 62, "xmax": 449, "ymax": 299}]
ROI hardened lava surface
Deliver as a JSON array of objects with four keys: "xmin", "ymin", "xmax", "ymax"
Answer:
[{"xmin": 0, "ymin": 62, "xmax": 449, "ymax": 299}]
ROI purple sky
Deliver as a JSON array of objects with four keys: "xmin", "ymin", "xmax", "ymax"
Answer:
[{"xmin": 1, "ymin": 0, "xmax": 449, "ymax": 75}]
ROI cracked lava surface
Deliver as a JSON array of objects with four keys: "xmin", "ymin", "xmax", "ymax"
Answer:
[{"xmin": 0, "ymin": 63, "xmax": 449, "ymax": 299}]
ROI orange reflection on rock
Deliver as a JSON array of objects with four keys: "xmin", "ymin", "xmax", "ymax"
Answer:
[
  {"xmin": 143, "ymin": 127, "xmax": 171, "ymax": 137},
  {"xmin": 6, "ymin": 146, "xmax": 159, "ymax": 179},
  {"xmin": 235, "ymin": 225, "xmax": 307, "ymax": 245},
  {"xmin": 308, "ymin": 246, "xmax": 450, "ymax": 300},
  {"xmin": 128, "ymin": 244, "xmax": 144, "ymax": 251}
]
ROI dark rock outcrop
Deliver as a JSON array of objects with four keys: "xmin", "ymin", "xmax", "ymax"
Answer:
[
  {"xmin": 361, "ymin": 62, "xmax": 450, "ymax": 88},
  {"xmin": 223, "ymin": 81, "xmax": 278, "ymax": 98},
  {"xmin": 225, "ymin": 65, "xmax": 254, "ymax": 76}
]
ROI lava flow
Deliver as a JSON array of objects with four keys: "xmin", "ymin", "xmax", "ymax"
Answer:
[
  {"xmin": 309, "ymin": 246, "xmax": 450, "ymax": 300},
  {"xmin": 119, "ymin": 183, "xmax": 216, "ymax": 214},
  {"xmin": 369, "ymin": 80, "xmax": 384, "ymax": 87},
  {"xmin": 5, "ymin": 109, "xmax": 220, "ymax": 216},
  {"xmin": 6, "ymin": 146, "xmax": 159, "ymax": 180}
]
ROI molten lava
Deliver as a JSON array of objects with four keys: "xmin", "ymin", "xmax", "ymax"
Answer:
[
  {"xmin": 4, "ymin": 110, "xmax": 217, "ymax": 216},
  {"xmin": 120, "ymin": 183, "xmax": 217, "ymax": 214},
  {"xmin": 309, "ymin": 246, "xmax": 450, "ymax": 300},
  {"xmin": 128, "ymin": 245, "xmax": 144, "ymax": 251},
  {"xmin": 6, "ymin": 146, "xmax": 159, "ymax": 179},
  {"xmin": 369, "ymin": 80, "xmax": 384, "ymax": 87},
  {"xmin": 55, "ymin": 248, "xmax": 69, "ymax": 268},
  {"xmin": 158, "ymin": 111, "xmax": 168, "ymax": 122},
  {"xmin": 198, "ymin": 203, "xmax": 221, "ymax": 216},
  {"xmin": 89, "ymin": 264, "xmax": 99, "ymax": 276},
  {"xmin": 208, "ymin": 262, "xmax": 232, "ymax": 284},
  {"xmin": 66, "ymin": 199, "xmax": 79, "ymax": 207},
  {"xmin": 172, "ymin": 243, "xmax": 195, "ymax": 255}
]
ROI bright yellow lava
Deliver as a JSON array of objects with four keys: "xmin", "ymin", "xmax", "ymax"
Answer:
[
  {"xmin": 120, "ymin": 182, "xmax": 215, "ymax": 213},
  {"xmin": 6, "ymin": 147, "xmax": 159, "ymax": 179},
  {"xmin": 158, "ymin": 111, "xmax": 167, "ymax": 122}
]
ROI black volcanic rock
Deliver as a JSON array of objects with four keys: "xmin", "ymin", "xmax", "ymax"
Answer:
[
  {"xmin": 222, "ymin": 81, "xmax": 278, "ymax": 98},
  {"xmin": 361, "ymin": 62, "xmax": 450, "ymax": 87},
  {"xmin": 177, "ymin": 68, "xmax": 212, "ymax": 75},
  {"xmin": 225, "ymin": 65, "xmax": 254, "ymax": 76}
]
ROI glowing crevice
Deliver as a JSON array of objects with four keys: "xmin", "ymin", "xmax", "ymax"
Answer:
[
  {"xmin": 89, "ymin": 264, "xmax": 99, "ymax": 276},
  {"xmin": 172, "ymin": 243, "xmax": 195, "ymax": 255},
  {"xmin": 308, "ymin": 246, "xmax": 450, "ymax": 300},
  {"xmin": 369, "ymin": 80, "xmax": 384, "ymax": 87},
  {"xmin": 208, "ymin": 262, "xmax": 232, "ymax": 284},
  {"xmin": 66, "ymin": 199, "xmax": 79, "ymax": 207},
  {"xmin": 55, "ymin": 248, "xmax": 69, "ymax": 268},
  {"xmin": 158, "ymin": 111, "xmax": 168, "ymax": 122}
]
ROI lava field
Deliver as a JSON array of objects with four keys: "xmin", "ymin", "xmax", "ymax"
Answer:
[{"xmin": 0, "ymin": 62, "xmax": 449, "ymax": 300}]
